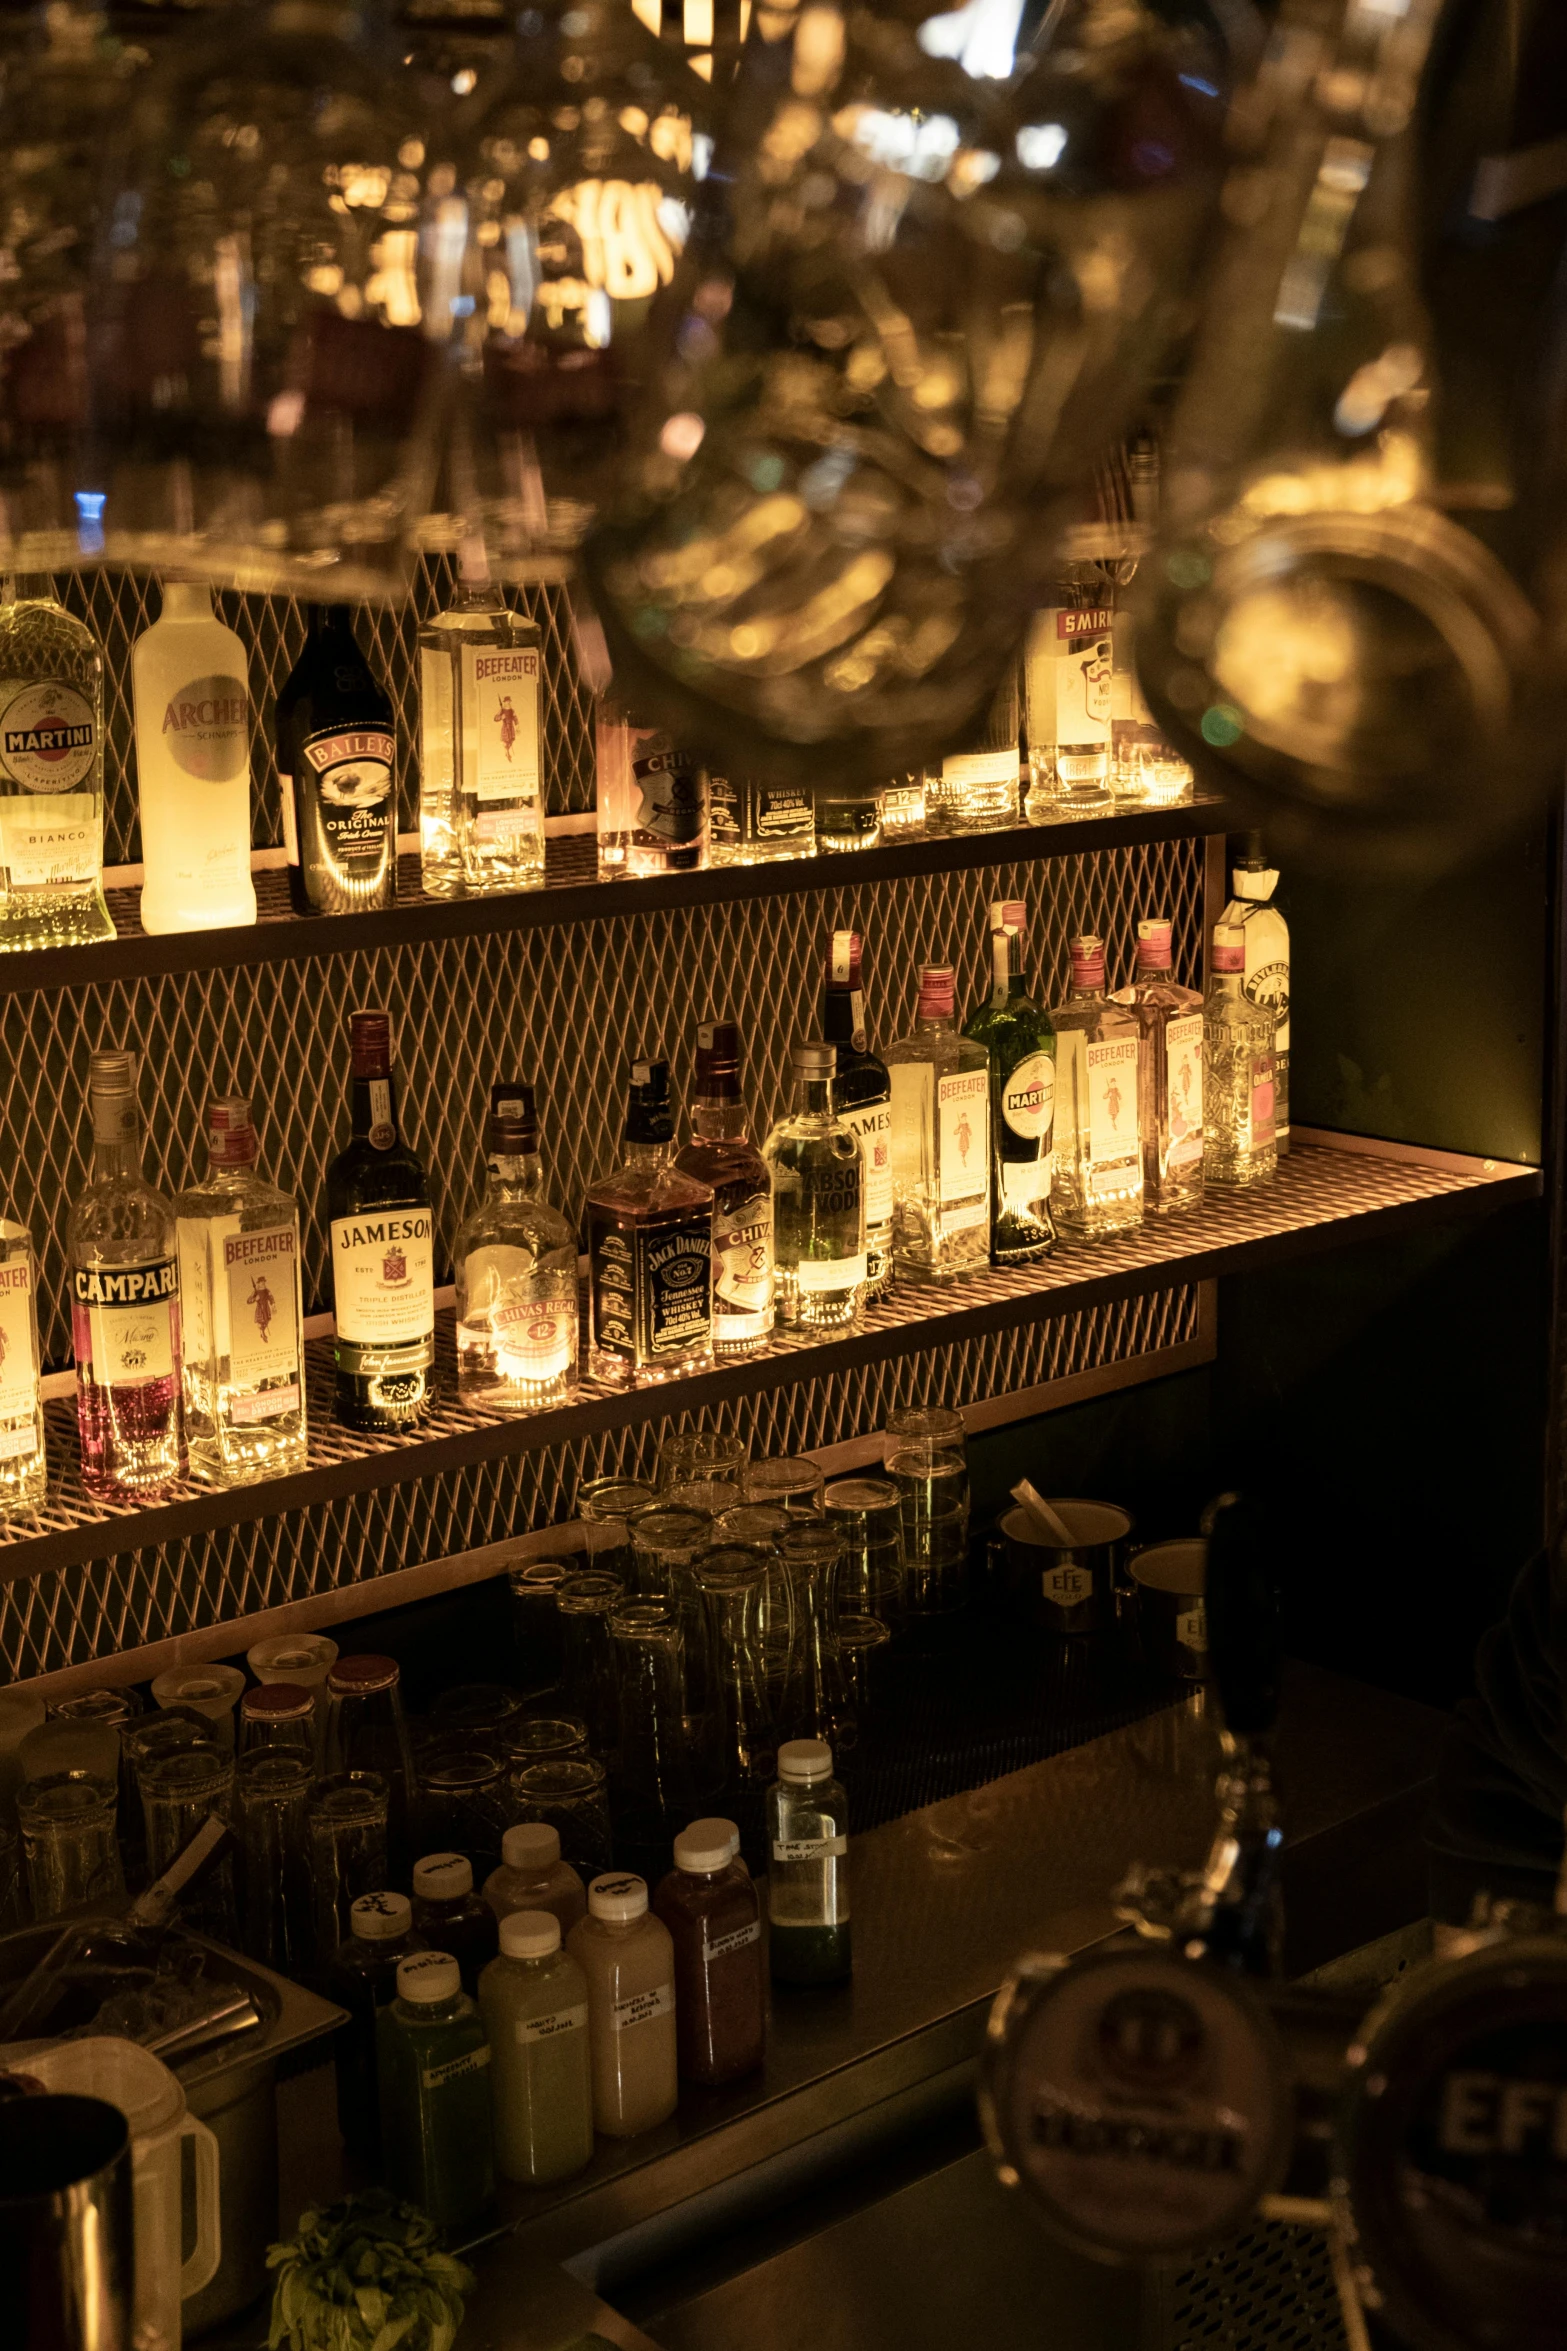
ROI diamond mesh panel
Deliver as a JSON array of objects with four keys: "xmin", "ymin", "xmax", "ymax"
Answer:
[
  {"xmin": 1168, "ymin": 2223, "xmax": 1346, "ymax": 2351},
  {"xmin": 6, "ymin": 838, "xmax": 1206, "ymax": 1371},
  {"xmin": 53, "ymin": 559, "xmax": 598, "ymax": 862},
  {"xmin": 0, "ymin": 1282, "xmax": 1197, "ymax": 1678}
]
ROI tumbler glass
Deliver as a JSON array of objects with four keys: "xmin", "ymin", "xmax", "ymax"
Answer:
[
  {"xmin": 824, "ymin": 1476, "xmax": 905, "ymax": 1627},
  {"xmin": 715, "ymin": 1503, "xmax": 795, "ymax": 1696},
  {"xmin": 323, "ymin": 1656, "xmax": 418, "ymax": 1877},
  {"xmin": 513, "ymin": 1757, "xmax": 612, "ymax": 1876},
  {"xmin": 609, "ymin": 1599, "xmax": 697, "ymax": 1867},
  {"xmin": 837, "ymin": 1615, "xmax": 894, "ymax": 1726},
  {"xmin": 742, "ymin": 1457, "xmax": 825, "ymax": 1517},
  {"xmin": 238, "ymin": 1684, "xmax": 315, "ymax": 1766},
  {"xmin": 138, "ymin": 1747, "xmax": 237, "ymax": 1941},
  {"xmin": 576, "ymin": 1478, "xmax": 658, "ymax": 1581},
  {"xmin": 658, "ymin": 1431, "xmax": 745, "ymax": 1497},
  {"xmin": 17, "ymin": 1771, "xmax": 122, "ymax": 1922},
  {"xmin": 418, "ymin": 1744, "xmax": 512, "ymax": 1880},
  {"xmin": 507, "ymin": 1559, "xmax": 571, "ymax": 1695},
  {"xmin": 696, "ymin": 1548, "xmax": 776, "ymax": 1855},
  {"xmin": 628, "ymin": 1504, "xmax": 714, "ymax": 1598},
  {"xmin": 428, "ymin": 1684, "xmax": 525, "ymax": 1741},
  {"xmin": 151, "ymin": 1664, "xmax": 247, "ymax": 1753},
  {"xmin": 118, "ymin": 1710, "xmax": 221, "ymax": 1892},
  {"xmin": 236, "ymin": 1752, "xmax": 313, "ymax": 1974},
  {"xmin": 503, "ymin": 1717, "xmax": 589, "ymax": 1783},
  {"xmin": 556, "ymin": 1572, "xmax": 625, "ymax": 1758},
  {"xmin": 247, "ymin": 1633, "xmax": 338, "ymax": 1764},
  {"xmin": 776, "ymin": 1523, "xmax": 855, "ymax": 1750},
  {"xmin": 884, "ymin": 1406, "xmax": 970, "ymax": 1619},
  {"xmin": 308, "ymin": 1770, "xmax": 390, "ymax": 1969}
]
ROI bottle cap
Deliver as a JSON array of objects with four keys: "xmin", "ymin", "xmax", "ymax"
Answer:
[
  {"xmin": 207, "ymin": 1095, "xmax": 259, "ymax": 1168},
  {"xmin": 990, "ymin": 900, "xmax": 1026, "ymax": 934},
  {"xmin": 625, "ymin": 1054, "xmax": 675, "ymax": 1145},
  {"xmin": 695, "ymin": 1018, "xmax": 740, "ymax": 1064},
  {"xmin": 486, "ymin": 1080, "xmax": 537, "ymax": 1155},
  {"xmin": 1069, "ymin": 936, "xmax": 1106, "ymax": 989},
  {"xmin": 502, "ymin": 1822, "xmax": 561, "ymax": 1872},
  {"xmin": 674, "ymin": 1817, "xmax": 740, "ymax": 1874},
  {"xmin": 240, "ymin": 1682, "xmax": 314, "ymax": 1722},
  {"xmin": 917, "ymin": 966, "xmax": 955, "ymax": 1020},
  {"xmin": 326, "ymin": 1653, "xmax": 399, "ymax": 1696},
  {"xmin": 791, "ymin": 1039, "xmax": 836, "ymax": 1078},
  {"xmin": 397, "ymin": 1949, "xmax": 461, "ymax": 2004},
  {"xmin": 1211, "ymin": 924, "xmax": 1245, "ymax": 974},
  {"xmin": 88, "ymin": 1050, "xmax": 140, "ymax": 1146},
  {"xmin": 778, "ymin": 1738, "xmax": 834, "ymax": 1784},
  {"xmin": 499, "ymin": 1909, "xmax": 562, "ymax": 1959},
  {"xmin": 350, "ymin": 1890, "xmax": 412, "ymax": 1942},
  {"xmin": 413, "ymin": 1852, "xmax": 474, "ymax": 1900},
  {"xmin": 88, "ymin": 1048, "xmax": 136, "ymax": 1099},
  {"xmin": 827, "ymin": 930, "xmax": 862, "ymax": 989},
  {"xmin": 1135, "ymin": 917, "xmax": 1173, "ymax": 971},
  {"xmin": 347, "ymin": 1009, "xmax": 392, "ymax": 1079},
  {"xmin": 1240, "ymin": 829, "xmax": 1266, "ymax": 866},
  {"xmin": 588, "ymin": 1872, "xmax": 649, "ymax": 1923}
]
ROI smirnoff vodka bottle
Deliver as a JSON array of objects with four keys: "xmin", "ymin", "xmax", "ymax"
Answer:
[
  {"xmin": 1050, "ymin": 937, "xmax": 1142, "ymax": 1237},
  {"xmin": 1024, "ymin": 568, "xmax": 1115, "ymax": 818},
  {"xmin": 68, "ymin": 1050, "xmax": 186, "ymax": 1497}
]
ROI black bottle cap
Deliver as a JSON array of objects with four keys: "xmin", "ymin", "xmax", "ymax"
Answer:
[
  {"xmin": 694, "ymin": 1018, "xmax": 741, "ymax": 1093},
  {"xmin": 486, "ymin": 1081, "xmax": 537, "ymax": 1154},
  {"xmin": 1239, "ymin": 829, "xmax": 1268, "ymax": 867},
  {"xmin": 625, "ymin": 1054, "xmax": 674, "ymax": 1144}
]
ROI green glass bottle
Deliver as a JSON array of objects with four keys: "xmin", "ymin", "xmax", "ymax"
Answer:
[
  {"xmin": 962, "ymin": 900, "xmax": 1056, "ymax": 1265},
  {"xmin": 375, "ymin": 1949, "xmax": 494, "ymax": 2235}
]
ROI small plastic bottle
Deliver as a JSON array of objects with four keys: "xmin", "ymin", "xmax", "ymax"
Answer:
[
  {"xmin": 411, "ymin": 1852, "xmax": 500, "ymax": 1993},
  {"xmin": 654, "ymin": 1816, "xmax": 766, "ymax": 2086},
  {"xmin": 566, "ymin": 1874, "xmax": 679, "ymax": 2138},
  {"xmin": 767, "ymin": 1740, "xmax": 851, "ymax": 1985},
  {"xmin": 330, "ymin": 1890, "xmax": 421, "ymax": 2153},
  {"xmin": 483, "ymin": 1822, "xmax": 587, "ymax": 1937},
  {"xmin": 376, "ymin": 1949, "xmax": 494, "ymax": 2235},
  {"xmin": 478, "ymin": 1910, "xmax": 596, "ymax": 2186}
]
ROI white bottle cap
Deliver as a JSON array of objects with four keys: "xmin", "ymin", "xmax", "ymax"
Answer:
[
  {"xmin": 350, "ymin": 1891, "xmax": 412, "ymax": 1943},
  {"xmin": 499, "ymin": 1909, "xmax": 563, "ymax": 1960},
  {"xmin": 778, "ymin": 1739, "xmax": 833, "ymax": 1785},
  {"xmin": 502, "ymin": 1822, "xmax": 561, "ymax": 1873},
  {"xmin": 674, "ymin": 1817, "xmax": 740, "ymax": 1874},
  {"xmin": 397, "ymin": 1949, "xmax": 461, "ymax": 2004},
  {"xmin": 413, "ymin": 1852, "xmax": 473, "ymax": 1900},
  {"xmin": 588, "ymin": 1872, "xmax": 648, "ymax": 1923}
]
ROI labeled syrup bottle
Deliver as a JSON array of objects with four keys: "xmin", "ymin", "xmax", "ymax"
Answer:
[
  {"xmin": 325, "ymin": 1009, "xmax": 436, "ymax": 1430},
  {"xmin": 275, "ymin": 606, "xmax": 397, "ymax": 916}
]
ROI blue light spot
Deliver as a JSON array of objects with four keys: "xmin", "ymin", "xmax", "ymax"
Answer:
[{"xmin": 75, "ymin": 491, "xmax": 106, "ymax": 557}]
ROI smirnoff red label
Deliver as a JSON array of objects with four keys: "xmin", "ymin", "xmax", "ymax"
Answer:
[{"xmin": 329, "ymin": 1211, "xmax": 435, "ymax": 1349}]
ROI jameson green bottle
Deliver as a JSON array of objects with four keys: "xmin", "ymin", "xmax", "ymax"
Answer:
[
  {"xmin": 963, "ymin": 899, "xmax": 1056, "ymax": 1264},
  {"xmin": 326, "ymin": 1009, "xmax": 435, "ymax": 1430}
]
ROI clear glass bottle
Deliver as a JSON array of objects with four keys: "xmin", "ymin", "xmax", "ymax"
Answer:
[
  {"xmin": 594, "ymin": 692, "xmax": 707, "ymax": 878},
  {"xmin": 411, "ymin": 1850, "xmax": 500, "ymax": 1994},
  {"xmin": 454, "ymin": 1081, "xmax": 578, "ymax": 1413},
  {"xmin": 483, "ymin": 1821, "xmax": 587, "ymax": 1937},
  {"xmin": 330, "ymin": 1889, "xmax": 420, "ymax": 2155},
  {"xmin": 1221, "ymin": 834, "xmax": 1291, "ymax": 1154},
  {"xmin": 174, "ymin": 1094, "xmax": 307, "ymax": 1486},
  {"xmin": 654, "ymin": 1817, "xmax": 766, "ymax": 2086},
  {"xmin": 478, "ymin": 1910, "xmax": 595, "ymax": 2187},
  {"xmin": 1126, "ymin": 916, "xmax": 1204, "ymax": 1216},
  {"xmin": 766, "ymin": 1739, "xmax": 850, "ymax": 1985},
  {"xmin": 708, "ymin": 772, "xmax": 815, "ymax": 866},
  {"xmin": 962, "ymin": 901, "xmax": 1056, "ymax": 1266},
  {"xmin": 1204, "ymin": 926, "xmax": 1278, "ymax": 1189},
  {"xmin": 924, "ymin": 669, "xmax": 1021, "ymax": 835},
  {"xmin": 820, "ymin": 932, "xmax": 893, "ymax": 1306},
  {"xmin": 886, "ymin": 967, "xmax": 991, "ymax": 1282},
  {"xmin": 0, "ymin": 575, "xmax": 114, "ymax": 952},
  {"xmin": 585, "ymin": 1055, "xmax": 714, "ymax": 1390},
  {"xmin": 325, "ymin": 1009, "xmax": 435, "ymax": 1431},
  {"xmin": 565, "ymin": 1872, "xmax": 679, "ymax": 2138},
  {"xmin": 68, "ymin": 1049, "xmax": 185, "ymax": 1500},
  {"xmin": 763, "ymin": 1042, "xmax": 866, "ymax": 1338},
  {"xmin": 0, "ymin": 1204, "xmax": 46, "ymax": 1512},
  {"xmin": 1050, "ymin": 937, "xmax": 1143, "ymax": 1239},
  {"xmin": 878, "ymin": 774, "xmax": 925, "ymax": 842},
  {"xmin": 674, "ymin": 1020, "xmax": 774, "ymax": 1360},
  {"xmin": 417, "ymin": 542, "xmax": 506, "ymax": 900},
  {"xmin": 376, "ymin": 1949, "xmax": 495, "ymax": 2235},
  {"xmin": 1023, "ymin": 567, "xmax": 1116, "ymax": 819}
]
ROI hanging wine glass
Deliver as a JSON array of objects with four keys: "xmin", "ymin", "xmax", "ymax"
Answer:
[
  {"xmin": 88, "ymin": 0, "xmax": 454, "ymax": 598},
  {"xmin": 418, "ymin": 0, "xmax": 718, "ymax": 573},
  {"xmin": 579, "ymin": 0, "xmax": 1227, "ymax": 787}
]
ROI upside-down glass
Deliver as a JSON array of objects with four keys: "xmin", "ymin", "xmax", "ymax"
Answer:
[
  {"xmin": 837, "ymin": 1615, "xmax": 894, "ymax": 1728},
  {"xmin": 508, "ymin": 1559, "xmax": 571, "ymax": 1696},
  {"xmin": 428, "ymin": 1684, "xmax": 526, "ymax": 1742},
  {"xmin": 776, "ymin": 1523, "xmax": 855, "ymax": 1751},
  {"xmin": 139, "ymin": 1746, "xmax": 236, "ymax": 1943},
  {"xmin": 824, "ymin": 1476, "xmax": 905, "ymax": 1629},
  {"xmin": 697, "ymin": 1548, "xmax": 776, "ymax": 1853},
  {"xmin": 576, "ymin": 1479, "xmax": 659, "ymax": 1583},
  {"xmin": 512, "ymin": 1756, "xmax": 612, "ymax": 1877},
  {"xmin": 324, "ymin": 1655, "xmax": 419, "ymax": 1876},
  {"xmin": 742, "ymin": 1457, "xmax": 825, "ymax": 1517},
  {"xmin": 628, "ymin": 1503, "xmax": 714, "ymax": 1598},
  {"xmin": 237, "ymin": 1752, "xmax": 313, "ymax": 1974},
  {"xmin": 308, "ymin": 1769, "xmax": 390, "ymax": 1969},
  {"xmin": 503, "ymin": 1716, "xmax": 590, "ymax": 1778},
  {"xmin": 418, "ymin": 1745, "xmax": 512, "ymax": 1881},
  {"xmin": 248, "ymin": 1632, "xmax": 338, "ymax": 1765},
  {"xmin": 658, "ymin": 1431, "xmax": 747, "ymax": 1498},
  {"xmin": 885, "ymin": 1406, "xmax": 970, "ymax": 1619},
  {"xmin": 609, "ymin": 1598, "xmax": 698, "ymax": 1862},
  {"xmin": 715, "ymin": 1502, "xmax": 795, "ymax": 1696},
  {"xmin": 17, "ymin": 1770, "xmax": 122, "ymax": 1922},
  {"xmin": 556, "ymin": 1572, "xmax": 625, "ymax": 1757}
]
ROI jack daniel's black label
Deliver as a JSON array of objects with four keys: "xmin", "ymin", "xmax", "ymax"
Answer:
[{"xmin": 590, "ymin": 1212, "xmax": 713, "ymax": 1366}]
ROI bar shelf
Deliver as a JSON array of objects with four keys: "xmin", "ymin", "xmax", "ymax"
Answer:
[{"xmin": 0, "ymin": 1133, "xmax": 1537, "ymax": 1588}]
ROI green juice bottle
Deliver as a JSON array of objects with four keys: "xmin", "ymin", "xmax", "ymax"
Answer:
[
  {"xmin": 375, "ymin": 1949, "xmax": 494, "ymax": 2235},
  {"xmin": 766, "ymin": 1740, "xmax": 851, "ymax": 1986}
]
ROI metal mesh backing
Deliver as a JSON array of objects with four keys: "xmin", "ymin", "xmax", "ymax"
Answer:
[
  {"xmin": 0, "ymin": 1282, "xmax": 1197, "ymax": 1678},
  {"xmin": 7, "ymin": 837, "xmax": 1206, "ymax": 1372},
  {"xmin": 1169, "ymin": 2222, "xmax": 1346, "ymax": 2351},
  {"xmin": 54, "ymin": 559, "xmax": 599, "ymax": 861}
]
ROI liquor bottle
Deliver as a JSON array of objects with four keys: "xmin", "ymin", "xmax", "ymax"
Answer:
[
  {"xmin": 1110, "ymin": 605, "xmax": 1191, "ymax": 806},
  {"xmin": 1125, "ymin": 916, "xmax": 1204, "ymax": 1216},
  {"xmin": 1204, "ymin": 927, "xmax": 1277, "ymax": 1189},
  {"xmin": 174, "ymin": 1095, "xmax": 308, "ymax": 1486},
  {"xmin": 326, "ymin": 1010, "xmax": 437, "ymax": 1430},
  {"xmin": 275, "ymin": 606, "xmax": 397, "ymax": 916},
  {"xmin": 585, "ymin": 1055, "xmax": 714, "ymax": 1388},
  {"xmin": 1221, "ymin": 834, "xmax": 1290, "ymax": 1154},
  {"xmin": 878, "ymin": 774, "xmax": 925, "ymax": 841},
  {"xmin": 708, "ymin": 773, "xmax": 816, "ymax": 866},
  {"xmin": 416, "ymin": 542, "xmax": 498, "ymax": 900},
  {"xmin": 594, "ymin": 693, "xmax": 707, "ymax": 878},
  {"xmin": 67, "ymin": 1049, "xmax": 186, "ymax": 1498},
  {"xmin": 962, "ymin": 900, "xmax": 1055, "ymax": 1265},
  {"xmin": 451, "ymin": 590, "xmax": 545, "ymax": 899},
  {"xmin": 674, "ymin": 1020, "xmax": 775, "ymax": 1358},
  {"xmin": 132, "ymin": 584, "xmax": 257, "ymax": 934},
  {"xmin": 453, "ymin": 1081, "xmax": 579, "ymax": 1413},
  {"xmin": 820, "ymin": 931, "xmax": 893, "ymax": 1305},
  {"xmin": 814, "ymin": 782, "xmax": 881, "ymax": 854},
  {"xmin": 0, "ymin": 1201, "xmax": 45, "ymax": 1512},
  {"xmin": 0, "ymin": 576, "xmax": 114, "ymax": 953},
  {"xmin": 1023, "ymin": 567, "xmax": 1115, "ymax": 819},
  {"xmin": 924, "ymin": 670, "xmax": 1022, "ymax": 836},
  {"xmin": 762, "ymin": 1042, "xmax": 866, "ymax": 1338},
  {"xmin": 886, "ymin": 967, "xmax": 991, "ymax": 1281},
  {"xmin": 1050, "ymin": 936, "xmax": 1142, "ymax": 1238}
]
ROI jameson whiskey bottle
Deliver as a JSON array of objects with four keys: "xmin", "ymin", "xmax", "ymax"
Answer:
[
  {"xmin": 326, "ymin": 1010, "xmax": 436, "ymax": 1429},
  {"xmin": 963, "ymin": 900, "xmax": 1056, "ymax": 1264},
  {"xmin": 276, "ymin": 606, "xmax": 397, "ymax": 916},
  {"xmin": 585, "ymin": 1055, "xmax": 714, "ymax": 1389},
  {"xmin": 0, "ymin": 575, "xmax": 114, "ymax": 952}
]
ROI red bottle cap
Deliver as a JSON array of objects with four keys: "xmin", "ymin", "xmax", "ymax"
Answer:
[
  {"xmin": 917, "ymin": 966, "xmax": 956, "ymax": 1020},
  {"xmin": 348, "ymin": 1010, "xmax": 392, "ymax": 1079},
  {"xmin": 1069, "ymin": 936, "xmax": 1106, "ymax": 989},
  {"xmin": 1211, "ymin": 926, "xmax": 1245, "ymax": 974},
  {"xmin": 1135, "ymin": 919, "xmax": 1173, "ymax": 972}
]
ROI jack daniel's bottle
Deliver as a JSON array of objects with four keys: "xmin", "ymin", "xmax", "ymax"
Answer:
[
  {"xmin": 585, "ymin": 1055, "xmax": 714, "ymax": 1389},
  {"xmin": 326, "ymin": 1011, "xmax": 435, "ymax": 1429},
  {"xmin": 276, "ymin": 607, "xmax": 397, "ymax": 916}
]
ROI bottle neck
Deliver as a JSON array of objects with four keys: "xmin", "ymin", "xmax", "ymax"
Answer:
[
  {"xmin": 92, "ymin": 1136, "xmax": 142, "ymax": 1183},
  {"xmin": 1208, "ymin": 969, "xmax": 1244, "ymax": 1000},
  {"xmin": 790, "ymin": 1074, "xmax": 837, "ymax": 1118},
  {"xmin": 990, "ymin": 933, "xmax": 1026, "ymax": 1005},
  {"xmin": 486, "ymin": 1150, "xmax": 542, "ymax": 1197},
  {"xmin": 915, "ymin": 1011, "xmax": 954, "ymax": 1037},
  {"xmin": 822, "ymin": 986, "xmax": 866, "ymax": 1053},
  {"xmin": 351, "ymin": 1069, "xmax": 401, "ymax": 1144},
  {"xmin": 623, "ymin": 1138, "xmax": 671, "ymax": 1172},
  {"xmin": 690, "ymin": 1097, "xmax": 749, "ymax": 1142},
  {"xmin": 308, "ymin": 603, "xmax": 353, "ymax": 644},
  {"xmin": 161, "ymin": 581, "xmax": 215, "ymax": 624}
]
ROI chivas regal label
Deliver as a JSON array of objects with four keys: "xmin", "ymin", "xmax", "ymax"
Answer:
[
  {"xmin": 72, "ymin": 1257, "xmax": 179, "ymax": 1386},
  {"xmin": 714, "ymin": 1190, "xmax": 774, "ymax": 1337},
  {"xmin": 632, "ymin": 745, "xmax": 706, "ymax": 846},
  {"xmin": 491, "ymin": 1295, "xmax": 575, "ymax": 1381},
  {"xmin": 329, "ymin": 1211, "xmax": 435, "ymax": 1350}
]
